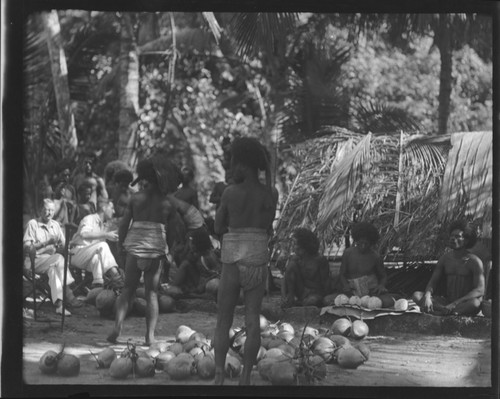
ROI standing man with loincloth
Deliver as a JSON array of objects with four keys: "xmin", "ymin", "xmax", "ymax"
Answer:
[
  {"xmin": 73, "ymin": 156, "xmax": 108, "ymax": 210},
  {"xmin": 413, "ymin": 220, "xmax": 485, "ymax": 316},
  {"xmin": 213, "ymin": 137, "xmax": 278, "ymax": 385},
  {"xmin": 107, "ymin": 156, "xmax": 178, "ymax": 345}
]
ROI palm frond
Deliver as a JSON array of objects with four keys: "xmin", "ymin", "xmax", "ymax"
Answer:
[
  {"xmin": 317, "ymin": 133, "xmax": 372, "ymax": 231},
  {"xmin": 201, "ymin": 12, "xmax": 222, "ymax": 44},
  {"xmin": 437, "ymin": 131, "xmax": 493, "ymax": 233}
]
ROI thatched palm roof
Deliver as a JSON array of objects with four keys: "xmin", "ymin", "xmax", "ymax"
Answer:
[{"xmin": 273, "ymin": 128, "xmax": 492, "ymax": 261}]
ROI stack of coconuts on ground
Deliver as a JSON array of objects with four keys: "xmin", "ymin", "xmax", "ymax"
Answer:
[
  {"xmin": 38, "ymin": 344, "xmax": 81, "ymax": 377},
  {"xmin": 255, "ymin": 314, "xmax": 371, "ymax": 385},
  {"xmin": 84, "ymin": 285, "xmax": 176, "ymax": 319},
  {"xmin": 326, "ymin": 293, "xmax": 410, "ymax": 311}
]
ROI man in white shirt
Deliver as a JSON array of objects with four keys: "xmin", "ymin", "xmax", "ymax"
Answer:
[{"xmin": 70, "ymin": 200, "xmax": 122, "ymax": 289}]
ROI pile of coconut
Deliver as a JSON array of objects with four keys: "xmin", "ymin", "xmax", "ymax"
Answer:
[
  {"xmin": 38, "ymin": 316, "xmax": 371, "ymax": 384},
  {"xmin": 326, "ymin": 293, "xmax": 410, "ymax": 311},
  {"xmin": 84, "ymin": 286, "xmax": 176, "ymax": 319}
]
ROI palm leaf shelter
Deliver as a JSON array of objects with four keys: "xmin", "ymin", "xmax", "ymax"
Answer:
[{"xmin": 272, "ymin": 128, "xmax": 492, "ymax": 296}]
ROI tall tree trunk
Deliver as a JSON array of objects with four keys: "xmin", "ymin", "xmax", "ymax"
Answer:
[
  {"xmin": 436, "ymin": 14, "xmax": 453, "ymax": 135},
  {"xmin": 41, "ymin": 10, "xmax": 78, "ymax": 158},
  {"xmin": 118, "ymin": 13, "xmax": 140, "ymax": 168}
]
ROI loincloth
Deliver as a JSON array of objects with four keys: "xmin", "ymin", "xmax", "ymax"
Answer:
[
  {"xmin": 348, "ymin": 274, "xmax": 379, "ymax": 297},
  {"xmin": 123, "ymin": 221, "xmax": 168, "ymax": 271},
  {"xmin": 221, "ymin": 228, "xmax": 270, "ymax": 291}
]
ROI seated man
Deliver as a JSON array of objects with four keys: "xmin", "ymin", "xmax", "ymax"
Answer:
[
  {"xmin": 413, "ymin": 220, "xmax": 484, "ymax": 316},
  {"xmin": 51, "ymin": 178, "xmax": 76, "ymax": 227},
  {"xmin": 23, "ymin": 199, "xmax": 82, "ymax": 316},
  {"xmin": 73, "ymin": 181, "xmax": 97, "ymax": 226},
  {"xmin": 339, "ymin": 222, "xmax": 388, "ymax": 297},
  {"xmin": 171, "ymin": 229, "xmax": 221, "ymax": 295},
  {"xmin": 70, "ymin": 199, "xmax": 123, "ymax": 289},
  {"xmin": 282, "ymin": 228, "xmax": 330, "ymax": 307}
]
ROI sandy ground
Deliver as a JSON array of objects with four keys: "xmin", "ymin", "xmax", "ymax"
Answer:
[{"xmin": 20, "ymin": 297, "xmax": 493, "ymax": 393}]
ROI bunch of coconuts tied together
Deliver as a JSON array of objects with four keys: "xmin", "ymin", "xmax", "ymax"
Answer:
[
  {"xmin": 85, "ymin": 286, "xmax": 176, "ymax": 320},
  {"xmin": 88, "ymin": 325, "xmax": 221, "ymax": 381},
  {"xmin": 39, "ymin": 344, "xmax": 81, "ymax": 377},
  {"xmin": 246, "ymin": 314, "xmax": 371, "ymax": 385}
]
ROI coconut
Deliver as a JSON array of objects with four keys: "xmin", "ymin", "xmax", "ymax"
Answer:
[
  {"xmin": 197, "ymin": 355, "xmax": 216, "ymax": 379},
  {"xmin": 95, "ymin": 347, "xmax": 117, "ymax": 369},
  {"xmin": 134, "ymin": 356, "xmax": 156, "ymax": 377},
  {"xmin": 269, "ymin": 361, "xmax": 297, "ymax": 385},
  {"xmin": 263, "ymin": 347, "xmax": 284, "ymax": 359},
  {"xmin": 336, "ymin": 346, "xmax": 366, "ymax": 369},
  {"xmin": 205, "ymin": 278, "xmax": 219, "ymax": 296},
  {"xmin": 166, "ymin": 356, "xmax": 195, "ymax": 380},
  {"xmin": 260, "ymin": 336, "xmax": 273, "ymax": 349},
  {"xmin": 256, "ymin": 346, "xmax": 267, "ymax": 362},
  {"xmin": 327, "ymin": 334, "xmax": 351, "ymax": 349},
  {"xmin": 189, "ymin": 347, "xmax": 205, "ymax": 362},
  {"xmin": 331, "ymin": 318, "xmax": 352, "ymax": 336},
  {"xmin": 135, "ymin": 287, "xmax": 146, "ymax": 299},
  {"xmin": 150, "ymin": 341, "xmax": 169, "ymax": 353},
  {"xmin": 56, "ymin": 353, "xmax": 80, "ymax": 377},
  {"xmin": 158, "ymin": 295, "xmax": 175, "ymax": 313},
  {"xmin": 176, "ymin": 325, "xmax": 195, "ymax": 344},
  {"xmin": 176, "ymin": 352, "xmax": 195, "ymax": 362},
  {"xmin": 145, "ymin": 347, "xmax": 161, "ymax": 359},
  {"xmin": 277, "ymin": 344, "xmax": 296, "ymax": 358},
  {"xmin": 167, "ymin": 342, "xmax": 184, "ymax": 355},
  {"xmin": 311, "ymin": 337, "xmax": 335, "ymax": 363},
  {"xmin": 39, "ymin": 350, "xmax": 59, "ymax": 374},
  {"xmin": 348, "ymin": 295, "xmax": 361, "ymax": 306},
  {"xmin": 85, "ymin": 287, "xmax": 104, "ymax": 306},
  {"xmin": 334, "ymin": 294, "xmax": 350, "ymax": 306},
  {"xmin": 259, "ymin": 314, "xmax": 270, "ymax": 331},
  {"xmin": 367, "ymin": 296, "xmax": 383, "ymax": 310},
  {"xmin": 155, "ymin": 351, "xmax": 176, "ymax": 370},
  {"xmin": 394, "ymin": 298, "xmax": 409, "ymax": 311},
  {"xmin": 302, "ymin": 326, "xmax": 319, "ymax": 339},
  {"xmin": 278, "ymin": 322, "xmax": 295, "ymax": 335},
  {"xmin": 360, "ymin": 295, "xmax": 371, "ymax": 308},
  {"xmin": 183, "ymin": 339, "xmax": 208, "ymax": 353},
  {"xmin": 288, "ymin": 337, "xmax": 301, "ymax": 349},
  {"xmin": 277, "ymin": 330, "xmax": 295, "ymax": 343},
  {"xmin": 257, "ymin": 357, "xmax": 278, "ymax": 381},
  {"xmin": 353, "ymin": 342, "xmax": 370, "ymax": 361},
  {"xmin": 96, "ymin": 289, "xmax": 117, "ymax": 317},
  {"xmin": 350, "ymin": 320, "xmax": 369, "ymax": 340},
  {"xmin": 189, "ymin": 331, "xmax": 208, "ymax": 343},
  {"xmin": 225, "ymin": 355, "xmax": 242, "ymax": 378},
  {"xmin": 268, "ymin": 338, "xmax": 286, "ymax": 349},
  {"xmin": 379, "ymin": 294, "xmax": 395, "ymax": 308},
  {"xmin": 133, "ymin": 297, "xmax": 147, "ymax": 317}
]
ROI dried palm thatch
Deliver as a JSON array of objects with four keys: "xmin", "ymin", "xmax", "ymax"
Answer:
[{"xmin": 273, "ymin": 127, "xmax": 492, "ymax": 261}]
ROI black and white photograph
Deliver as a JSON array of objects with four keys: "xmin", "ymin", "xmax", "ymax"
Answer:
[{"xmin": 3, "ymin": 0, "xmax": 498, "ymax": 397}]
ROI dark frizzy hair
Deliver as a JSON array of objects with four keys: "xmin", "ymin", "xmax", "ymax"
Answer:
[
  {"xmin": 114, "ymin": 169, "xmax": 133, "ymax": 185},
  {"xmin": 77, "ymin": 180, "xmax": 94, "ymax": 194},
  {"xmin": 230, "ymin": 137, "xmax": 268, "ymax": 171},
  {"xmin": 188, "ymin": 228, "xmax": 213, "ymax": 253},
  {"xmin": 136, "ymin": 155, "xmax": 182, "ymax": 195},
  {"xmin": 351, "ymin": 222, "xmax": 380, "ymax": 245},
  {"xmin": 293, "ymin": 228, "xmax": 320, "ymax": 256},
  {"xmin": 449, "ymin": 220, "xmax": 478, "ymax": 249}
]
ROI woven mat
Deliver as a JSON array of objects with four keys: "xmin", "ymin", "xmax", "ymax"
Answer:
[{"xmin": 320, "ymin": 301, "xmax": 422, "ymax": 320}]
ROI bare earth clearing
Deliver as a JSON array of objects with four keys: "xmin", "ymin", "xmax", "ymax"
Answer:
[{"xmin": 21, "ymin": 294, "xmax": 492, "ymax": 393}]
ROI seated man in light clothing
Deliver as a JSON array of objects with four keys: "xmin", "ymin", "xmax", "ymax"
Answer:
[
  {"xmin": 70, "ymin": 200, "xmax": 123, "ymax": 289},
  {"xmin": 23, "ymin": 198, "xmax": 82, "ymax": 316}
]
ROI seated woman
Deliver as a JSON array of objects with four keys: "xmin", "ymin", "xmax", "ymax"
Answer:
[
  {"xmin": 170, "ymin": 229, "xmax": 220, "ymax": 295},
  {"xmin": 282, "ymin": 228, "xmax": 330, "ymax": 308},
  {"xmin": 339, "ymin": 222, "xmax": 388, "ymax": 298},
  {"xmin": 413, "ymin": 220, "xmax": 484, "ymax": 316}
]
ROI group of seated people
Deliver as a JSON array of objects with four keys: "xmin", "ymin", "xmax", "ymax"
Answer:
[
  {"xmin": 24, "ymin": 154, "xmax": 491, "ymax": 319},
  {"xmin": 23, "ymin": 156, "xmax": 223, "ymax": 316},
  {"xmin": 280, "ymin": 220, "xmax": 491, "ymax": 317}
]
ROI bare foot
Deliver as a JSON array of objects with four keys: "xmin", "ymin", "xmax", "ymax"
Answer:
[
  {"xmin": 107, "ymin": 331, "xmax": 119, "ymax": 344},
  {"xmin": 214, "ymin": 371, "xmax": 224, "ymax": 385}
]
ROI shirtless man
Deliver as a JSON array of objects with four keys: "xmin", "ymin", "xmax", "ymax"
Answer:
[
  {"xmin": 73, "ymin": 156, "xmax": 108, "ymax": 208},
  {"xmin": 339, "ymin": 222, "xmax": 388, "ymax": 297},
  {"xmin": 413, "ymin": 220, "xmax": 484, "ymax": 316},
  {"xmin": 213, "ymin": 137, "xmax": 277, "ymax": 385},
  {"xmin": 107, "ymin": 156, "xmax": 176, "ymax": 345},
  {"xmin": 174, "ymin": 166, "xmax": 199, "ymax": 209},
  {"xmin": 73, "ymin": 182, "xmax": 96, "ymax": 226},
  {"xmin": 282, "ymin": 228, "xmax": 330, "ymax": 308}
]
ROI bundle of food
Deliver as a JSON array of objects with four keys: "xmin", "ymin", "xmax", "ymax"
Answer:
[{"xmin": 332, "ymin": 293, "xmax": 410, "ymax": 311}]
